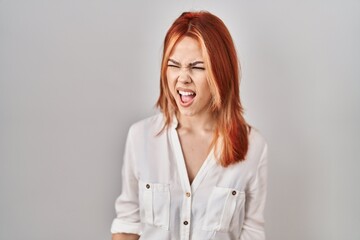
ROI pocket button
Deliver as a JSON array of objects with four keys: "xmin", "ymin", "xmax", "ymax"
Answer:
[
  {"xmin": 232, "ymin": 190, "xmax": 237, "ymax": 196},
  {"xmin": 146, "ymin": 184, "xmax": 150, "ymax": 189}
]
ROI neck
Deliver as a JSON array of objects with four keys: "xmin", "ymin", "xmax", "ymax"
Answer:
[{"xmin": 176, "ymin": 111, "xmax": 216, "ymax": 133}]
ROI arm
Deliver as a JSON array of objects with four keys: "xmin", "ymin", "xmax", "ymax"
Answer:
[
  {"xmin": 112, "ymin": 233, "xmax": 140, "ymax": 240},
  {"xmin": 111, "ymin": 127, "xmax": 141, "ymax": 237},
  {"xmin": 240, "ymin": 143, "xmax": 268, "ymax": 240}
]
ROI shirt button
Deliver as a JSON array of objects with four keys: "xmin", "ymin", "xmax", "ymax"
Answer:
[
  {"xmin": 146, "ymin": 184, "xmax": 150, "ymax": 189},
  {"xmin": 185, "ymin": 192, "xmax": 191, "ymax": 197},
  {"xmin": 183, "ymin": 221, "xmax": 189, "ymax": 225},
  {"xmin": 232, "ymin": 190, "xmax": 237, "ymax": 196}
]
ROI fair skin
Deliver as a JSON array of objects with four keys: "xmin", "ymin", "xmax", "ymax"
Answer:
[
  {"xmin": 167, "ymin": 36, "xmax": 215, "ymax": 183},
  {"xmin": 112, "ymin": 233, "xmax": 139, "ymax": 240},
  {"xmin": 111, "ymin": 36, "xmax": 214, "ymax": 239}
]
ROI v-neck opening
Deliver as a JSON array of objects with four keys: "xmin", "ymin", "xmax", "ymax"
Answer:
[
  {"xmin": 170, "ymin": 126, "xmax": 217, "ymax": 194},
  {"xmin": 190, "ymin": 147, "xmax": 215, "ymax": 190}
]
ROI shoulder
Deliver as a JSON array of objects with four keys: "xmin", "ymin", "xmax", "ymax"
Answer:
[
  {"xmin": 128, "ymin": 113, "xmax": 165, "ymax": 137},
  {"xmin": 246, "ymin": 126, "xmax": 269, "ymax": 160},
  {"xmin": 249, "ymin": 127, "xmax": 268, "ymax": 148}
]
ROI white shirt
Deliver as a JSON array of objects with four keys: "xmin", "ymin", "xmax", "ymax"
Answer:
[{"xmin": 111, "ymin": 114, "xmax": 268, "ymax": 240}]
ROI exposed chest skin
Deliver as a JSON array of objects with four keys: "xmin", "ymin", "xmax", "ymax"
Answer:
[{"xmin": 177, "ymin": 128, "xmax": 214, "ymax": 184}]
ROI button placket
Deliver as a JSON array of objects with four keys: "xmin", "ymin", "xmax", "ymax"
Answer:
[{"xmin": 180, "ymin": 189, "xmax": 192, "ymax": 239}]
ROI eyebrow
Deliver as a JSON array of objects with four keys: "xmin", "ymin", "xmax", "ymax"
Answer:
[
  {"xmin": 168, "ymin": 59, "xmax": 180, "ymax": 65},
  {"xmin": 189, "ymin": 61, "xmax": 204, "ymax": 67},
  {"xmin": 168, "ymin": 59, "xmax": 204, "ymax": 67}
]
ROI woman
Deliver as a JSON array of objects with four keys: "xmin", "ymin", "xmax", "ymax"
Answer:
[{"xmin": 111, "ymin": 11, "xmax": 268, "ymax": 240}]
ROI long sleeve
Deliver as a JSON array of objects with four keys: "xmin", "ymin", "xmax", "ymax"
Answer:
[
  {"xmin": 240, "ymin": 143, "xmax": 268, "ymax": 240},
  {"xmin": 111, "ymin": 127, "xmax": 141, "ymax": 234}
]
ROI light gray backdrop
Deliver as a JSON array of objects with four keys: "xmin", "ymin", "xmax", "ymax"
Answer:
[{"xmin": 1, "ymin": 0, "xmax": 359, "ymax": 239}]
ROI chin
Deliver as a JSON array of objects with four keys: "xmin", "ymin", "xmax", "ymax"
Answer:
[{"xmin": 177, "ymin": 108, "xmax": 196, "ymax": 117}]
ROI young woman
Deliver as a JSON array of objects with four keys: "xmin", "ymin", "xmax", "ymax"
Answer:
[{"xmin": 111, "ymin": 11, "xmax": 268, "ymax": 240}]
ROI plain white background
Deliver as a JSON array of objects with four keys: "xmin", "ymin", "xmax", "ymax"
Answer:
[{"xmin": 1, "ymin": 0, "xmax": 359, "ymax": 239}]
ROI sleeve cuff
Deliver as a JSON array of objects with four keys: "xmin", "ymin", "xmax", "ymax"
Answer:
[{"xmin": 110, "ymin": 218, "xmax": 141, "ymax": 235}]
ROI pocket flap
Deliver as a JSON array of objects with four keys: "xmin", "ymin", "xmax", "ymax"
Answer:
[{"xmin": 202, "ymin": 186, "xmax": 245, "ymax": 232}]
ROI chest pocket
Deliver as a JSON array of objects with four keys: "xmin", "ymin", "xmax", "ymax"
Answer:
[
  {"xmin": 138, "ymin": 180, "xmax": 170, "ymax": 230},
  {"xmin": 202, "ymin": 186, "xmax": 245, "ymax": 232}
]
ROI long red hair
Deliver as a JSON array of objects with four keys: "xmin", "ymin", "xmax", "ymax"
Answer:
[{"xmin": 156, "ymin": 11, "xmax": 250, "ymax": 167}]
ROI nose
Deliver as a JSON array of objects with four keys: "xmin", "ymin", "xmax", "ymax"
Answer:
[{"xmin": 177, "ymin": 68, "xmax": 191, "ymax": 84}]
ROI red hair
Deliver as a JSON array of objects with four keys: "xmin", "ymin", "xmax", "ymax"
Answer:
[{"xmin": 156, "ymin": 11, "xmax": 250, "ymax": 167}]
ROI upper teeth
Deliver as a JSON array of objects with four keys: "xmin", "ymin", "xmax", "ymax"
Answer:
[{"xmin": 179, "ymin": 90, "xmax": 195, "ymax": 96}]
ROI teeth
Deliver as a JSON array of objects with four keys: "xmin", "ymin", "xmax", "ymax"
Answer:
[{"xmin": 178, "ymin": 90, "xmax": 195, "ymax": 96}]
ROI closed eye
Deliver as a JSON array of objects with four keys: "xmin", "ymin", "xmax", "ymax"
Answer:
[
  {"xmin": 192, "ymin": 66, "xmax": 205, "ymax": 70},
  {"xmin": 167, "ymin": 64, "xmax": 180, "ymax": 68}
]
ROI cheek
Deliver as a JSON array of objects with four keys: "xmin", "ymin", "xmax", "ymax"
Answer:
[
  {"xmin": 166, "ymin": 70, "xmax": 177, "ymax": 82},
  {"xmin": 167, "ymin": 70, "xmax": 179, "ymax": 84},
  {"xmin": 166, "ymin": 74, "xmax": 176, "ymax": 95},
  {"xmin": 199, "ymin": 77, "xmax": 211, "ymax": 92}
]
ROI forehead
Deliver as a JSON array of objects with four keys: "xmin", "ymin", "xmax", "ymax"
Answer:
[{"xmin": 169, "ymin": 36, "xmax": 204, "ymax": 62}]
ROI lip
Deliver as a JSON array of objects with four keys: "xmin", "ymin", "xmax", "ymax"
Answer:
[
  {"xmin": 176, "ymin": 87, "xmax": 196, "ymax": 107},
  {"xmin": 176, "ymin": 87, "xmax": 195, "ymax": 93}
]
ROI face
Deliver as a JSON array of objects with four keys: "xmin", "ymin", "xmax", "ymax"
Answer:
[{"xmin": 166, "ymin": 36, "xmax": 212, "ymax": 118}]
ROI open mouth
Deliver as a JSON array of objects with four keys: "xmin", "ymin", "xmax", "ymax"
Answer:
[{"xmin": 178, "ymin": 90, "xmax": 196, "ymax": 105}]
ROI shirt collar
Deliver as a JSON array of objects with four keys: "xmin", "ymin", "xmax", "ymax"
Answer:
[{"xmin": 170, "ymin": 113, "xmax": 179, "ymax": 129}]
